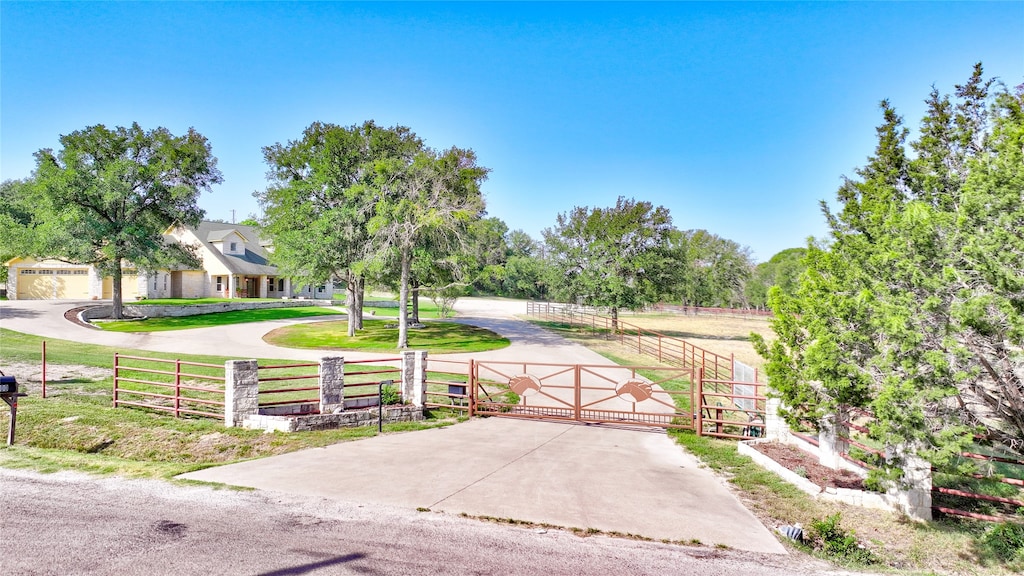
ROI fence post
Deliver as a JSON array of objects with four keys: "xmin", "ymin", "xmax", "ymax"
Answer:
[
  {"xmin": 574, "ymin": 364, "xmax": 582, "ymax": 421},
  {"xmin": 41, "ymin": 341, "xmax": 47, "ymax": 399},
  {"xmin": 174, "ymin": 359, "xmax": 181, "ymax": 418},
  {"xmin": 319, "ymin": 356, "xmax": 345, "ymax": 413},
  {"xmin": 887, "ymin": 444, "xmax": 933, "ymax": 522},
  {"xmin": 764, "ymin": 396, "xmax": 788, "ymax": 441},
  {"xmin": 224, "ymin": 359, "xmax": 259, "ymax": 427},
  {"xmin": 112, "ymin": 353, "xmax": 119, "ymax": 408},
  {"xmin": 468, "ymin": 359, "xmax": 476, "ymax": 417},
  {"xmin": 401, "ymin": 350, "xmax": 427, "ymax": 408},
  {"xmin": 695, "ymin": 367, "xmax": 704, "ymax": 436},
  {"xmin": 818, "ymin": 408, "xmax": 849, "ymax": 470}
]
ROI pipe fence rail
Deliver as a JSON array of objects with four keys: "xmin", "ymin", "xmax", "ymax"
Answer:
[
  {"xmin": 343, "ymin": 358, "xmax": 403, "ymax": 405},
  {"xmin": 827, "ymin": 406, "xmax": 1024, "ymax": 524},
  {"xmin": 257, "ymin": 362, "xmax": 320, "ymax": 413},
  {"xmin": 113, "ymin": 353, "xmax": 225, "ymax": 419},
  {"xmin": 527, "ymin": 300, "xmax": 747, "ymax": 382}
]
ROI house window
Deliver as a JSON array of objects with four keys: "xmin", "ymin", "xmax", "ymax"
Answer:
[
  {"xmin": 215, "ymin": 276, "xmax": 224, "ymax": 291},
  {"xmin": 267, "ymin": 278, "xmax": 274, "ymax": 292},
  {"xmin": 278, "ymin": 279, "xmax": 285, "ymax": 292},
  {"xmin": 230, "ymin": 242, "xmax": 238, "ymax": 252},
  {"xmin": 317, "ymin": 285, "xmax": 325, "ymax": 293}
]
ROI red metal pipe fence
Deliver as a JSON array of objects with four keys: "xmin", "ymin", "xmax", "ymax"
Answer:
[
  {"xmin": 257, "ymin": 362, "xmax": 320, "ymax": 413},
  {"xmin": 526, "ymin": 301, "xmax": 739, "ymax": 381},
  {"xmin": 828, "ymin": 406, "xmax": 1024, "ymax": 523},
  {"xmin": 423, "ymin": 358, "xmax": 473, "ymax": 413},
  {"xmin": 113, "ymin": 353, "xmax": 225, "ymax": 419},
  {"xmin": 343, "ymin": 358, "xmax": 403, "ymax": 405}
]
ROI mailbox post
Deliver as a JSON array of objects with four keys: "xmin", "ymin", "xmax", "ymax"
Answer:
[{"xmin": 1, "ymin": 372, "xmax": 27, "ymax": 446}]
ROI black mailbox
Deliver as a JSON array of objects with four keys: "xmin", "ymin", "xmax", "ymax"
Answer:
[{"xmin": 0, "ymin": 376, "xmax": 17, "ymax": 395}]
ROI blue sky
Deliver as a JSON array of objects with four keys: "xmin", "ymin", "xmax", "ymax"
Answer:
[{"xmin": 2, "ymin": 2, "xmax": 1022, "ymax": 261}]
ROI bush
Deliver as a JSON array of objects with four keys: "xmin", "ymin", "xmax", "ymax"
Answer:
[
  {"xmin": 980, "ymin": 521, "xmax": 1024, "ymax": 562},
  {"xmin": 380, "ymin": 384, "xmax": 401, "ymax": 406},
  {"xmin": 807, "ymin": 513, "xmax": 876, "ymax": 565}
]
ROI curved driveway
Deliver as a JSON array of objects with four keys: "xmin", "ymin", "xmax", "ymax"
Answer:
[
  {"xmin": 0, "ymin": 297, "xmax": 609, "ymax": 365},
  {"xmin": 0, "ymin": 297, "xmax": 786, "ymax": 555}
]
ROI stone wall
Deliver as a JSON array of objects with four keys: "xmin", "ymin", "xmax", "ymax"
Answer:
[
  {"xmin": 244, "ymin": 405, "xmax": 423, "ymax": 433},
  {"xmin": 751, "ymin": 401, "xmax": 933, "ymax": 522},
  {"xmin": 80, "ymin": 299, "xmax": 318, "ymax": 320}
]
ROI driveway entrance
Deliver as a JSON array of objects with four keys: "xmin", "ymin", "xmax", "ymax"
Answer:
[{"xmin": 179, "ymin": 417, "xmax": 786, "ymax": 554}]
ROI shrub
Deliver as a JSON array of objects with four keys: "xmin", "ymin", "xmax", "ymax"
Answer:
[
  {"xmin": 980, "ymin": 521, "xmax": 1024, "ymax": 562},
  {"xmin": 807, "ymin": 513, "xmax": 876, "ymax": 565},
  {"xmin": 380, "ymin": 384, "xmax": 401, "ymax": 406}
]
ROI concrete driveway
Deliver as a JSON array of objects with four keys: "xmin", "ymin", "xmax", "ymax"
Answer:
[
  {"xmin": 180, "ymin": 417, "xmax": 785, "ymax": 554},
  {"xmin": 1, "ymin": 297, "xmax": 786, "ymax": 555}
]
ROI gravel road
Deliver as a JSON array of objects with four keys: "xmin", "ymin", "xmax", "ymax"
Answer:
[{"xmin": 0, "ymin": 469, "xmax": 861, "ymax": 576}]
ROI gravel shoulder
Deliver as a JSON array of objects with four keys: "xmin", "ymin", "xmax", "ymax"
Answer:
[{"xmin": 0, "ymin": 468, "xmax": 858, "ymax": 576}]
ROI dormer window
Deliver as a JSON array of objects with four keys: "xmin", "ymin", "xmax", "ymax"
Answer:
[{"xmin": 230, "ymin": 242, "xmax": 238, "ymax": 252}]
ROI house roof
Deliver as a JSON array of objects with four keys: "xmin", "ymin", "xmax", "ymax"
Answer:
[
  {"xmin": 206, "ymin": 228, "xmax": 250, "ymax": 243},
  {"xmin": 192, "ymin": 221, "xmax": 278, "ymax": 276}
]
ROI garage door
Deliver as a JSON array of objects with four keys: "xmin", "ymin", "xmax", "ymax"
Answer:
[
  {"xmin": 17, "ymin": 268, "xmax": 90, "ymax": 299},
  {"xmin": 102, "ymin": 275, "xmax": 141, "ymax": 300}
]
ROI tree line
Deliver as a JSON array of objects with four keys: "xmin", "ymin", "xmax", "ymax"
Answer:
[
  {"xmin": 754, "ymin": 64, "xmax": 1024, "ymax": 469},
  {"xmin": 1, "ymin": 120, "xmax": 796, "ymax": 336}
]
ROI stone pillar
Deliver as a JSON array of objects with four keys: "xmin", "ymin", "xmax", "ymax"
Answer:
[
  {"xmin": 224, "ymin": 359, "xmax": 259, "ymax": 427},
  {"xmin": 284, "ymin": 278, "xmax": 292, "ymax": 298},
  {"xmin": 258, "ymin": 275, "xmax": 268, "ymax": 298},
  {"xmin": 764, "ymin": 397, "xmax": 790, "ymax": 441},
  {"xmin": 320, "ymin": 356, "xmax": 345, "ymax": 413},
  {"xmin": 818, "ymin": 409, "xmax": 849, "ymax": 470},
  {"xmin": 887, "ymin": 445, "xmax": 933, "ymax": 522},
  {"xmin": 402, "ymin": 350, "xmax": 427, "ymax": 407}
]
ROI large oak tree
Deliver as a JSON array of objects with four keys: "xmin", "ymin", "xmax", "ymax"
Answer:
[
  {"xmin": 542, "ymin": 196, "xmax": 676, "ymax": 328},
  {"xmin": 31, "ymin": 123, "xmax": 221, "ymax": 318}
]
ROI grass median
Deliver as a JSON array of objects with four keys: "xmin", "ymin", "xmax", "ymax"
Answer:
[
  {"xmin": 263, "ymin": 318, "xmax": 510, "ymax": 353},
  {"xmin": 96, "ymin": 306, "xmax": 344, "ymax": 332}
]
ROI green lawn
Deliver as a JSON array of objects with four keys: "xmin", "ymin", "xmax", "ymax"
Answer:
[
  {"xmin": 96, "ymin": 306, "xmax": 343, "ymax": 332},
  {"xmin": 263, "ymin": 319, "xmax": 510, "ymax": 353},
  {"xmin": 364, "ymin": 305, "xmax": 443, "ymax": 319}
]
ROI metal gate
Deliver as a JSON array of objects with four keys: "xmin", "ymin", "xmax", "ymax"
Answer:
[{"xmin": 471, "ymin": 361, "xmax": 696, "ymax": 430}]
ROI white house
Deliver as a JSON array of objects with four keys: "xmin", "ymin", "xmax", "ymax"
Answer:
[{"xmin": 5, "ymin": 221, "xmax": 337, "ymax": 301}]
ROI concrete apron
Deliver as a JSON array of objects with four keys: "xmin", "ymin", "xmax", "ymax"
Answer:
[{"xmin": 179, "ymin": 418, "xmax": 786, "ymax": 554}]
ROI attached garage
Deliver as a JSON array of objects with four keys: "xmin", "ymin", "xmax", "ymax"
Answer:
[
  {"xmin": 102, "ymin": 273, "xmax": 141, "ymax": 300},
  {"xmin": 11, "ymin": 261, "xmax": 92, "ymax": 300}
]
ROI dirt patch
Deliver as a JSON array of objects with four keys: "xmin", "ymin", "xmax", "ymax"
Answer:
[
  {"xmin": 0, "ymin": 361, "xmax": 110, "ymax": 394},
  {"xmin": 750, "ymin": 441, "xmax": 865, "ymax": 490}
]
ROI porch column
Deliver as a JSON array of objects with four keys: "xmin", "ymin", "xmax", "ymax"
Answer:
[
  {"xmin": 258, "ymin": 275, "xmax": 268, "ymax": 298},
  {"xmin": 228, "ymin": 275, "xmax": 238, "ymax": 299},
  {"xmin": 283, "ymin": 278, "xmax": 291, "ymax": 298}
]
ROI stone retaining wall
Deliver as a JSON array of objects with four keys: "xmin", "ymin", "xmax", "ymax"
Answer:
[
  {"xmin": 244, "ymin": 405, "xmax": 423, "ymax": 433},
  {"xmin": 81, "ymin": 299, "xmax": 321, "ymax": 320}
]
